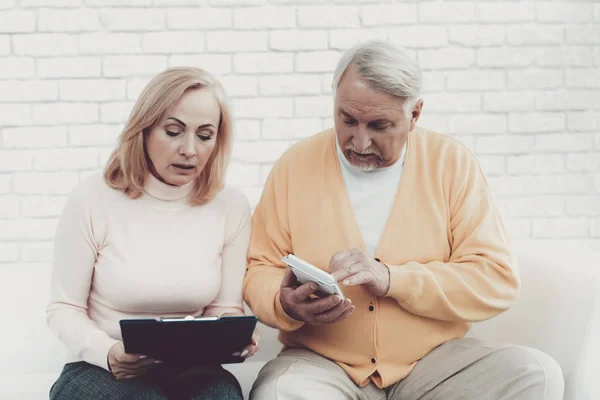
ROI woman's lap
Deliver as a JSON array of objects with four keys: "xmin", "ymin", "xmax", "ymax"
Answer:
[{"xmin": 50, "ymin": 362, "xmax": 242, "ymax": 400}]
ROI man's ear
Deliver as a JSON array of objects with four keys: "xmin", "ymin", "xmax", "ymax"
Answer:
[{"xmin": 410, "ymin": 99, "xmax": 424, "ymax": 131}]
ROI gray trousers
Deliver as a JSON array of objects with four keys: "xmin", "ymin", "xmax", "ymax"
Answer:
[
  {"xmin": 250, "ymin": 338, "xmax": 564, "ymax": 400},
  {"xmin": 50, "ymin": 361, "xmax": 243, "ymax": 400}
]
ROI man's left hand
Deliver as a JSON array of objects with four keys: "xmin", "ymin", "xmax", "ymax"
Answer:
[{"xmin": 329, "ymin": 248, "xmax": 390, "ymax": 297}]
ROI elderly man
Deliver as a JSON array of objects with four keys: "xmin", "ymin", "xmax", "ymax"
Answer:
[{"xmin": 243, "ymin": 40, "xmax": 563, "ymax": 400}]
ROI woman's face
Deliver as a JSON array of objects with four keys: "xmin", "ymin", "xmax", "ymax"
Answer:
[{"xmin": 145, "ymin": 88, "xmax": 221, "ymax": 187}]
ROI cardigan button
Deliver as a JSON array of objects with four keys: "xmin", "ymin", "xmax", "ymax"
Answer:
[
  {"xmin": 368, "ymin": 305, "xmax": 375, "ymax": 312},
  {"xmin": 371, "ymin": 357, "xmax": 377, "ymax": 364}
]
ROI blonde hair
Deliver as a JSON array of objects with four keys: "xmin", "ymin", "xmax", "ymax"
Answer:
[{"xmin": 104, "ymin": 67, "xmax": 232, "ymax": 205}]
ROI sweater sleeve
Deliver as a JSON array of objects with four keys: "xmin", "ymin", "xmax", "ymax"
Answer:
[
  {"xmin": 204, "ymin": 190, "xmax": 251, "ymax": 317},
  {"xmin": 243, "ymin": 157, "xmax": 305, "ymax": 332},
  {"xmin": 46, "ymin": 183, "xmax": 118, "ymax": 371},
  {"xmin": 385, "ymin": 151, "xmax": 520, "ymax": 323}
]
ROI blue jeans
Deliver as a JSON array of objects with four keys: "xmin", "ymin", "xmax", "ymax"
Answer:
[{"xmin": 50, "ymin": 361, "xmax": 243, "ymax": 400}]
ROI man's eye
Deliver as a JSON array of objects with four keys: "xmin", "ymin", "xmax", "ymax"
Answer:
[
  {"xmin": 343, "ymin": 119, "xmax": 356, "ymax": 125},
  {"xmin": 373, "ymin": 125, "xmax": 390, "ymax": 131},
  {"xmin": 166, "ymin": 130, "xmax": 181, "ymax": 137}
]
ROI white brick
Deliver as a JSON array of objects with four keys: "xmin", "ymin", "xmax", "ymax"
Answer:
[
  {"xmin": 419, "ymin": 48, "xmax": 474, "ymax": 69},
  {"xmin": 448, "ymin": 114, "xmax": 506, "ymax": 135},
  {"xmin": 38, "ymin": 9, "xmax": 99, "ymax": 32},
  {"xmin": 259, "ymin": 74, "xmax": 322, "ymax": 96},
  {"xmin": 209, "ymin": 0, "xmax": 265, "ymax": 5},
  {"xmin": 476, "ymin": 135, "xmax": 535, "ymax": 155},
  {"xmin": 596, "ymin": 175, "xmax": 600, "ymax": 193},
  {"xmin": 126, "ymin": 78, "xmax": 149, "ymax": 100},
  {"xmin": 483, "ymin": 92, "xmax": 536, "ymax": 112},
  {"xmin": 448, "ymin": 25, "xmax": 504, "ymax": 47},
  {"xmin": 508, "ymin": 70, "xmax": 563, "ymax": 90},
  {"xmin": 0, "ymin": 195, "xmax": 19, "ymax": 218},
  {"xmin": 69, "ymin": 124, "xmax": 121, "ymax": 147},
  {"xmin": 322, "ymin": 73, "xmax": 334, "ymax": 94},
  {"xmin": 521, "ymin": 174, "xmax": 591, "ymax": 195},
  {"xmin": 21, "ymin": 196, "xmax": 68, "ymax": 218},
  {"xmin": 233, "ymin": 53, "xmax": 294, "ymax": 74},
  {"xmin": 0, "ymin": 219, "xmax": 58, "ymax": 240},
  {"xmin": 225, "ymin": 162, "xmax": 260, "ymax": 187},
  {"xmin": 59, "ymin": 80, "xmax": 126, "ymax": 101},
  {"xmin": 477, "ymin": 47, "xmax": 536, "ymax": 68},
  {"xmin": 167, "ymin": 8, "xmax": 231, "ymax": 29},
  {"xmin": 232, "ymin": 98, "xmax": 293, "ymax": 118},
  {"xmin": 323, "ymin": 117, "xmax": 334, "ymax": 129},
  {"xmin": 0, "ymin": 11, "xmax": 35, "ymax": 33},
  {"xmin": 142, "ymin": 31, "xmax": 205, "ymax": 54},
  {"xmin": 532, "ymin": 218, "xmax": 588, "ymax": 238},
  {"xmin": 535, "ymin": 133, "xmax": 594, "ymax": 153},
  {"xmin": 298, "ymin": 6, "xmax": 359, "ymax": 28},
  {"xmin": 446, "ymin": 70, "xmax": 504, "ymax": 91},
  {"xmin": 0, "ymin": 150, "xmax": 32, "ymax": 172},
  {"xmin": 566, "ymin": 25, "xmax": 600, "ymax": 45},
  {"xmin": 593, "ymin": 219, "xmax": 600, "ymax": 237},
  {"xmin": 241, "ymin": 186, "xmax": 263, "ymax": 209},
  {"xmin": 13, "ymin": 34, "xmax": 77, "ymax": 56},
  {"xmin": 567, "ymin": 154, "xmax": 600, "ymax": 172},
  {"xmin": 568, "ymin": 111, "xmax": 600, "ymax": 132},
  {"xmin": 595, "ymin": 47, "xmax": 600, "ymax": 66},
  {"xmin": 103, "ymin": 55, "xmax": 167, "ymax": 77},
  {"xmin": 0, "ymin": 174, "xmax": 11, "ymax": 194},
  {"xmin": 233, "ymin": 119, "xmax": 260, "ymax": 141},
  {"xmin": 0, "ymin": 35, "xmax": 8, "ymax": 55},
  {"xmin": 0, "ymin": 0, "xmax": 16, "ymax": 8},
  {"xmin": 421, "ymin": 71, "xmax": 445, "ymax": 93},
  {"xmin": 20, "ymin": 241, "xmax": 54, "ymax": 262},
  {"xmin": 14, "ymin": 172, "xmax": 79, "ymax": 194},
  {"xmin": 537, "ymin": 47, "xmax": 593, "ymax": 67},
  {"xmin": 0, "ymin": 57, "xmax": 34, "ymax": 78},
  {"xmin": 597, "ymin": 134, "xmax": 600, "ymax": 151},
  {"xmin": 422, "ymin": 93, "xmax": 481, "ymax": 112},
  {"xmin": 260, "ymin": 164, "xmax": 273, "ymax": 185},
  {"xmin": 219, "ymin": 76, "xmax": 258, "ymax": 97},
  {"xmin": 234, "ymin": 7, "xmax": 295, "ymax": 29},
  {"xmin": 2, "ymin": 126, "xmax": 67, "ymax": 149},
  {"xmin": 295, "ymin": 96, "xmax": 333, "ymax": 117},
  {"xmin": 33, "ymin": 148, "xmax": 100, "ymax": 171},
  {"xmin": 454, "ymin": 136, "xmax": 476, "ymax": 153},
  {"xmin": 329, "ymin": 28, "xmax": 388, "ymax": 50},
  {"xmin": 503, "ymin": 219, "xmax": 531, "ymax": 239},
  {"xmin": 475, "ymin": 2, "xmax": 535, "ymax": 22},
  {"xmin": 0, "ymin": 104, "xmax": 32, "ymax": 127},
  {"xmin": 33, "ymin": 103, "xmax": 98, "ymax": 125},
  {"xmin": 390, "ymin": 26, "xmax": 447, "ymax": 48},
  {"xmin": 169, "ymin": 54, "xmax": 232, "ymax": 75},
  {"xmin": 262, "ymin": 118, "xmax": 323, "ymax": 139},
  {"xmin": 296, "ymin": 51, "xmax": 341, "ymax": 72},
  {"xmin": 417, "ymin": 113, "xmax": 448, "ymax": 134},
  {"xmin": 567, "ymin": 196, "xmax": 600, "ymax": 217},
  {"xmin": 536, "ymin": 2, "xmax": 593, "ymax": 23},
  {"xmin": 509, "ymin": 112, "xmax": 565, "ymax": 133},
  {"xmin": 99, "ymin": 8, "xmax": 164, "ymax": 31},
  {"xmin": 566, "ymin": 68, "xmax": 600, "ymax": 88},
  {"xmin": 502, "ymin": 196, "xmax": 564, "ymax": 218},
  {"xmin": 477, "ymin": 155, "xmax": 505, "ymax": 176},
  {"xmin": 487, "ymin": 176, "xmax": 524, "ymax": 197},
  {"xmin": 507, "ymin": 154, "xmax": 564, "ymax": 174},
  {"xmin": 232, "ymin": 140, "xmax": 291, "ymax": 163},
  {"xmin": 536, "ymin": 90, "xmax": 597, "ymax": 111},
  {"xmin": 79, "ymin": 33, "xmax": 142, "ymax": 54},
  {"xmin": 21, "ymin": 0, "xmax": 82, "ymax": 6},
  {"xmin": 361, "ymin": 4, "xmax": 417, "ymax": 26},
  {"xmin": 506, "ymin": 26, "xmax": 563, "ymax": 46},
  {"xmin": 206, "ymin": 31, "xmax": 268, "ymax": 52},
  {"xmin": 0, "ymin": 80, "xmax": 57, "ymax": 102},
  {"xmin": 418, "ymin": 2, "xmax": 475, "ymax": 23},
  {"xmin": 0, "ymin": 242, "xmax": 19, "ymax": 263},
  {"xmin": 98, "ymin": 150, "xmax": 112, "ymax": 167},
  {"xmin": 37, "ymin": 57, "xmax": 102, "ymax": 78},
  {"xmin": 100, "ymin": 102, "xmax": 135, "ymax": 123},
  {"xmin": 270, "ymin": 30, "xmax": 328, "ymax": 51}
]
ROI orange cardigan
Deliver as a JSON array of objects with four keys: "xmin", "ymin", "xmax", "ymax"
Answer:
[{"xmin": 243, "ymin": 127, "xmax": 519, "ymax": 388}]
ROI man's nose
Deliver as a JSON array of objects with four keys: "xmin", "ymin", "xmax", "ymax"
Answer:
[{"xmin": 353, "ymin": 130, "xmax": 371, "ymax": 153}]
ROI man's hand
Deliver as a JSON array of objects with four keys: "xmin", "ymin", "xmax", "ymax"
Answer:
[
  {"xmin": 279, "ymin": 268, "xmax": 355, "ymax": 324},
  {"xmin": 107, "ymin": 342, "xmax": 161, "ymax": 380},
  {"xmin": 329, "ymin": 248, "xmax": 390, "ymax": 297}
]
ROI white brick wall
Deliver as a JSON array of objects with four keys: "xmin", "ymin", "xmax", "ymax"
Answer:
[{"xmin": 0, "ymin": 0, "xmax": 599, "ymax": 267}]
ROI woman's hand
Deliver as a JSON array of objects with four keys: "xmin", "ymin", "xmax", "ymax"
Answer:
[
  {"xmin": 234, "ymin": 326, "xmax": 260, "ymax": 359},
  {"xmin": 107, "ymin": 341, "xmax": 162, "ymax": 380}
]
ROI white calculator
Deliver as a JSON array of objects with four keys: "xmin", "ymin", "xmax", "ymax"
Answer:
[{"xmin": 282, "ymin": 254, "xmax": 345, "ymax": 299}]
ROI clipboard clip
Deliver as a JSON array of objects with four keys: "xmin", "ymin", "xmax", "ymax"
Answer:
[{"xmin": 159, "ymin": 315, "xmax": 220, "ymax": 322}]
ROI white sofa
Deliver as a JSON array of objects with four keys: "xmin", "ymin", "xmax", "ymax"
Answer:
[{"xmin": 0, "ymin": 241, "xmax": 598, "ymax": 399}]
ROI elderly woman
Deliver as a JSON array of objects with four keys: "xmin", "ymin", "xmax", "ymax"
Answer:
[{"xmin": 47, "ymin": 67, "xmax": 258, "ymax": 400}]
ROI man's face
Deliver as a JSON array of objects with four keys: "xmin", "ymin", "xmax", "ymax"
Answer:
[{"xmin": 334, "ymin": 66, "xmax": 422, "ymax": 171}]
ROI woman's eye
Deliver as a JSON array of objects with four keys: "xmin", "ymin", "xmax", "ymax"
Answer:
[
  {"xmin": 166, "ymin": 130, "xmax": 181, "ymax": 137},
  {"xmin": 197, "ymin": 134, "xmax": 213, "ymax": 142}
]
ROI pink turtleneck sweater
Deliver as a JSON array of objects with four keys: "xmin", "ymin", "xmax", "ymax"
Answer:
[{"xmin": 46, "ymin": 173, "xmax": 251, "ymax": 371}]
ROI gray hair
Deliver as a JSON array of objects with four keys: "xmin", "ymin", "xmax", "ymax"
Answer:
[{"xmin": 333, "ymin": 40, "xmax": 423, "ymax": 116}]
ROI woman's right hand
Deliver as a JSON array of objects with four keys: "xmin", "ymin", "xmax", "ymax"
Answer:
[{"xmin": 107, "ymin": 341, "xmax": 162, "ymax": 380}]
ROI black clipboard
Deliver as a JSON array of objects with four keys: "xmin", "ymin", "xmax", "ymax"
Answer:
[{"xmin": 119, "ymin": 315, "xmax": 258, "ymax": 366}]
